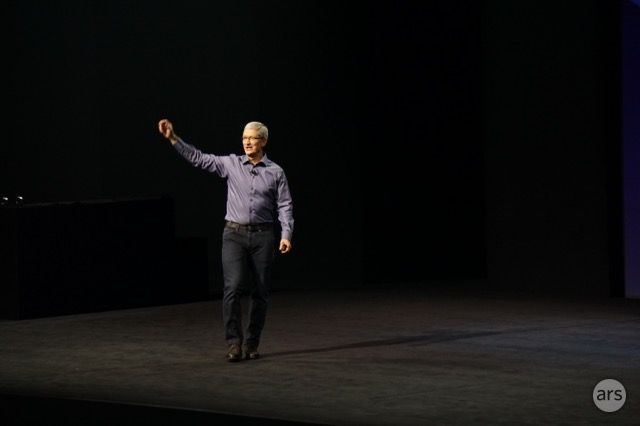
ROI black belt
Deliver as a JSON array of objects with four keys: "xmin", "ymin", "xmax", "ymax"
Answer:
[{"xmin": 225, "ymin": 221, "xmax": 273, "ymax": 232}]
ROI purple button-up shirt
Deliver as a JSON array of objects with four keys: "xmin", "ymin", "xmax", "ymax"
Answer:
[{"xmin": 174, "ymin": 138, "xmax": 294, "ymax": 241}]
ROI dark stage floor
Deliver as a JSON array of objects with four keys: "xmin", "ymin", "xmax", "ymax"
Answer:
[{"xmin": 1, "ymin": 283, "xmax": 639, "ymax": 425}]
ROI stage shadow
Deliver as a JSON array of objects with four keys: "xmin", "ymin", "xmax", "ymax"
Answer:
[{"xmin": 264, "ymin": 327, "xmax": 547, "ymax": 358}]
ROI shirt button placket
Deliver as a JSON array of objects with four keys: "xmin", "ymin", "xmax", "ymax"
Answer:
[
  {"xmin": 250, "ymin": 170, "xmax": 255, "ymax": 222},
  {"xmin": 249, "ymin": 167, "xmax": 253, "ymax": 222}
]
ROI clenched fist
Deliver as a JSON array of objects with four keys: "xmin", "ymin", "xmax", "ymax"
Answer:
[{"xmin": 158, "ymin": 119, "xmax": 178, "ymax": 145}]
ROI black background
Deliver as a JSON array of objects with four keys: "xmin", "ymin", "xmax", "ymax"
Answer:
[{"xmin": 5, "ymin": 1, "xmax": 621, "ymax": 297}]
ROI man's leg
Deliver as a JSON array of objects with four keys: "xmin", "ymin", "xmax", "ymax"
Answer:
[
  {"xmin": 221, "ymin": 227, "xmax": 248, "ymax": 348},
  {"xmin": 245, "ymin": 229, "xmax": 276, "ymax": 354}
]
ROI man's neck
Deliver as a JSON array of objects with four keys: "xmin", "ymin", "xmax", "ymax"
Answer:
[{"xmin": 247, "ymin": 152, "xmax": 264, "ymax": 165}]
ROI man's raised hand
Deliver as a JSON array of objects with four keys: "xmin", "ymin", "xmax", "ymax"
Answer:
[{"xmin": 158, "ymin": 119, "xmax": 178, "ymax": 144}]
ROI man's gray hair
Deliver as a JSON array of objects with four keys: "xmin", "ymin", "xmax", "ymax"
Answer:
[{"xmin": 244, "ymin": 121, "xmax": 269, "ymax": 140}]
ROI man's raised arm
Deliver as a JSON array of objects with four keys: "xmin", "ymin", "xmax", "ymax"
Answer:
[{"xmin": 158, "ymin": 118, "xmax": 179, "ymax": 145}]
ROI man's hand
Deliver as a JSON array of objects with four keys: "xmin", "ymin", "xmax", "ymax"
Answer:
[
  {"xmin": 158, "ymin": 119, "xmax": 178, "ymax": 145},
  {"xmin": 279, "ymin": 239, "xmax": 292, "ymax": 254}
]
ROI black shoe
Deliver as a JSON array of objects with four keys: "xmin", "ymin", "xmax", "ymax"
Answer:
[
  {"xmin": 244, "ymin": 345, "xmax": 260, "ymax": 360},
  {"xmin": 227, "ymin": 344, "xmax": 242, "ymax": 362}
]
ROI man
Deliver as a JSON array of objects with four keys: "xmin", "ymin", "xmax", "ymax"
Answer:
[{"xmin": 158, "ymin": 118, "xmax": 294, "ymax": 362}]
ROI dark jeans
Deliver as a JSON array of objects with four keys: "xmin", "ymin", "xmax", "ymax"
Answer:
[{"xmin": 221, "ymin": 225, "xmax": 276, "ymax": 346}]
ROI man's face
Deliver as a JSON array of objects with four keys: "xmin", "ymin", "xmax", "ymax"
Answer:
[{"xmin": 242, "ymin": 129, "xmax": 267, "ymax": 157}]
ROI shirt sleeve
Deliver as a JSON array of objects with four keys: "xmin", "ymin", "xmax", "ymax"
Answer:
[
  {"xmin": 173, "ymin": 138, "xmax": 228, "ymax": 177},
  {"xmin": 277, "ymin": 171, "xmax": 294, "ymax": 241}
]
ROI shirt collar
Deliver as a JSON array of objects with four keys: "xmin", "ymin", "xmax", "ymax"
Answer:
[{"xmin": 242, "ymin": 153, "xmax": 269, "ymax": 166}]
